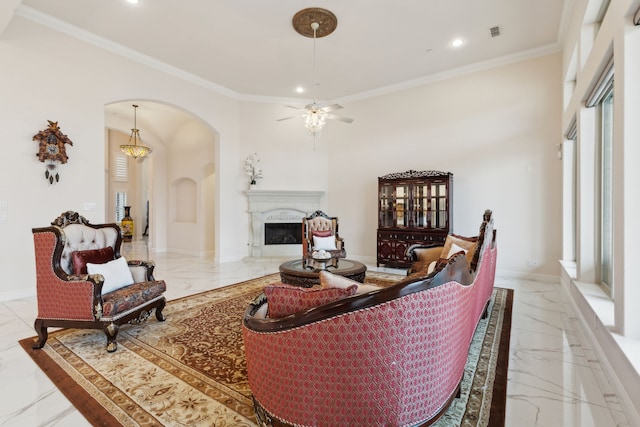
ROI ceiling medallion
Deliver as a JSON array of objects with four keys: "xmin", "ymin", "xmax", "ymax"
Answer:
[{"xmin": 292, "ymin": 8, "xmax": 337, "ymax": 38}]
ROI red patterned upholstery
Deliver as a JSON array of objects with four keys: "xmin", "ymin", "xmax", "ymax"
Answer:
[
  {"xmin": 243, "ymin": 211, "xmax": 497, "ymax": 426},
  {"xmin": 32, "ymin": 211, "xmax": 167, "ymax": 352},
  {"xmin": 264, "ymin": 282, "xmax": 357, "ymax": 318}
]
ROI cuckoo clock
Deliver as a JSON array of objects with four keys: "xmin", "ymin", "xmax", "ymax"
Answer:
[{"xmin": 32, "ymin": 120, "xmax": 73, "ymax": 184}]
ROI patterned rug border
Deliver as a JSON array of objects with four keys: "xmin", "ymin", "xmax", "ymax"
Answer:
[
  {"xmin": 19, "ymin": 272, "xmax": 512, "ymax": 427},
  {"xmin": 19, "ymin": 338, "xmax": 122, "ymax": 426},
  {"xmin": 489, "ymin": 286, "xmax": 512, "ymax": 426}
]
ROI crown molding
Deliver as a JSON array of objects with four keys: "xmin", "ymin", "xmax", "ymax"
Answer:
[
  {"xmin": 15, "ymin": 5, "xmax": 240, "ymax": 100},
  {"xmin": 334, "ymin": 43, "xmax": 563, "ymax": 105},
  {"xmin": 15, "ymin": 5, "xmax": 563, "ymax": 108}
]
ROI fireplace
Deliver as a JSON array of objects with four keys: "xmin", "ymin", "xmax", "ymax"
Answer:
[
  {"xmin": 265, "ymin": 223, "xmax": 302, "ymax": 245},
  {"xmin": 246, "ymin": 190, "xmax": 324, "ymax": 257}
]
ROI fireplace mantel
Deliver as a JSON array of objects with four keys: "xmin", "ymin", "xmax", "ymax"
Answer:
[{"xmin": 246, "ymin": 190, "xmax": 325, "ymax": 257}]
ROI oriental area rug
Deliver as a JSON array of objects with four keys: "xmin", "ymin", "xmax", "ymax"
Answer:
[{"xmin": 20, "ymin": 272, "xmax": 513, "ymax": 427}]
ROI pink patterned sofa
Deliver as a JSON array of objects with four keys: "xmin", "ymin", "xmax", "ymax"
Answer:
[
  {"xmin": 242, "ymin": 210, "xmax": 497, "ymax": 427},
  {"xmin": 31, "ymin": 211, "xmax": 166, "ymax": 352}
]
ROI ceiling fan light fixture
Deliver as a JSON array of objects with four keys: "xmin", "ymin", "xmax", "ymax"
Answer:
[
  {"xmin": 304, "ymin": 107, "xmax": 328, "ymax": 136},
  {"xmin": 277, "ymin": 8, "xmax": 352, "ymax": 143}
]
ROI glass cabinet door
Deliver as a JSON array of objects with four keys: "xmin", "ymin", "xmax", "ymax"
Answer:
[
  {"xmin": 413, "ymin": 182, "xmax": 429, "ymax": 227},
  {"xmin": 429, "ymin": 182, "xmax": 448, "ymax": 229},
  {"xmin": 379, "ymin": 184, "xmax": 394, "ymax": 227},
  {"xmin": 395, "ymin": 184, "xmax": 409, "ymax": 227}
]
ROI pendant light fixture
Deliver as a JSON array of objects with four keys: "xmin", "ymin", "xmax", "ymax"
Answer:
[
  {"xmin": 277, "ymin": 8, "xmax": 353, "ymax": 143},
  {"xmin": 120, "ymin": 104, "xmax": 151, "ymax": 159}
]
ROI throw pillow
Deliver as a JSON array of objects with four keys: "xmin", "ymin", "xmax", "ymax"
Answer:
[
  {"xmin": 87, "ymin": 256, "xmax": 135, "ymax": 295},
  {"xmin": 441, "ymin": 234, "xmax": 478, "ymax": 266},
  {"xmin": 311, "ymin": 229, "xmax": 333, "ymax": 238},
  {"xmin": 71, "ymin": 247, "xmax": 115, "ymax": 274},
  {"xmin": 319, "ymin": 271, "xmax": 381, "ymax": 295},
  {"xmin": 446, "ymin": 242, "xmax": 467, "ymax": 258},
  {"xmin": 313, "ymin": 235, "xmax": 337, "ymax": 250},
  {"xmin": 264, "ymin": 282, "xmax": 357, "ymax": 318},
  {"xmin": 427, "ymin": 260, "xmax": 437, "ymax": 274}
]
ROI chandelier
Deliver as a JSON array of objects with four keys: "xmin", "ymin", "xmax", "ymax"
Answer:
[
  {"xmin": 276, "ymin": 8, "xmax": 352, "ymax": 142},
  {"xmin": 120, "ymin": 104, "xmax": 151, "ymax": 159}
]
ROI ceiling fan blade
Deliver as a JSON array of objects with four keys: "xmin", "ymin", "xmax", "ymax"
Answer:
[
  {"xmin": 276, "ymin": 116, "xmax": 299, "ymax": 121},
  {"xmin": 320, "ymin": 104, "xmax": 343, "ymax": 113},
  {"xmin": 284, "ymin": 105, "xmax": 304, "ymax": 110},
  {"xmin": 326, "ymin": 113, "xmax": 354, "ymax": 124}
]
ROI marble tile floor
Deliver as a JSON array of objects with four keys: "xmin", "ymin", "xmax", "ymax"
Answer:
[{"xmin": 0, "ymin": 242, "xmax": 638, "ymax": 426}]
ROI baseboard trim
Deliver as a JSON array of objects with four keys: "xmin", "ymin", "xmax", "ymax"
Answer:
[{"xmin": 495, "ymin": 269, "xmax": 560, "ymax": 283}]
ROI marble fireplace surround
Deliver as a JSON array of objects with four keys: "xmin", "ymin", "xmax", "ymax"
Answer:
[{"xmin": 246, "ymin": 190, "xmax": 324, "ymax": 257}]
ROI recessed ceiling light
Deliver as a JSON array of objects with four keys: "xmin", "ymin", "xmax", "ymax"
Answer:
[
  {"xmin": 451, "ymin": 38, "xmax": 465, "ymax": 48},
  {"xmin": 296, "ymin": 86, "xmax": 305, "ymax": 94},
  {"xmin": 126, "ymin": 0, "xmax": 139, "ymax": 4}
]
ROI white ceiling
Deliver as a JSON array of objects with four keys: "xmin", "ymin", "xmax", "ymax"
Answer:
[{"xmin": 16, "ymin": 0, "xmax": 568, "ymax": 103}]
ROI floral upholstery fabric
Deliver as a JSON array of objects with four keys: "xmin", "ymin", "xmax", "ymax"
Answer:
[{"xmin": 102, "ymin": 280, "xmax": 167, "ymax": 318}]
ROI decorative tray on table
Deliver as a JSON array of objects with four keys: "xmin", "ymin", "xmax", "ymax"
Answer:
[{"xmin": 311, "ymin": 250, "xmax": 332, "ymax": 261}]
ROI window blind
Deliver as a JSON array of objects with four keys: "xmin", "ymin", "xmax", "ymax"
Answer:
[{"xmin": 115, "ymin": 155, "xmax": 128, "ymax": 182}]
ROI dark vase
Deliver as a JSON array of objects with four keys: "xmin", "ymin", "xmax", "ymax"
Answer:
[{"xmin": 121, "ymin": 206, "xmax": 134, "ymax": 241}]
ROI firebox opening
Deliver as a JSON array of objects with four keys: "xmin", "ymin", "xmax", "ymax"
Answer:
[{"xmin": 265, "ymin": 223, "xmax": 302, "ymax": 245}]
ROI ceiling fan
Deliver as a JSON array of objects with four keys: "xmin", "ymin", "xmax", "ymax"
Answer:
[{"xmin": 277, "ymin": 8, "xmax": 353, "ymax": 137}]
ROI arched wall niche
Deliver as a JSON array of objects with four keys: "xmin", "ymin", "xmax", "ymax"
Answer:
[{"xmin": 173, "ymin": 177, "xmax": 197, "ymax": 223}]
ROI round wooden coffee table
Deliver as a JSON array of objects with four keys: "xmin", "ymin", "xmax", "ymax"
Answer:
[{"xmin": 279, "ymin": 258, "xmax": 367, "ymax": 288}]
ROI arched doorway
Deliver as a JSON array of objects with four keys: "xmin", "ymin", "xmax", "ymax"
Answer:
[{"xmin": 104, "ymin": 101, "xmax": 218, "ymax": 257}]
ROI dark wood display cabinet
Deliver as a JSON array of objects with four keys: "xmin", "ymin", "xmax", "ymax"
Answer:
[{"xmin": 377, "ymin": 170, "xmax": 453, "ymax": 267}]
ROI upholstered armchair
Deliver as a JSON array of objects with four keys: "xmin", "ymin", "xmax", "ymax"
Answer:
[
  {"xmin": 31, "ymin": 211, "xmax": 167, "ymax": 352},
  {"xmin": 302, "ymin": 210, "xmax": 346, "ymax": 259},
  {"xmin": 243, "ymin": 211, "xmax": 497, "ymax": 426}
]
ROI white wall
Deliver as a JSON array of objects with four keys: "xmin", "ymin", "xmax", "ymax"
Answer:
[
  {"xmin": 0, "ymin": 16, "xmax": 243, "ymax": 299},
  {"xmin": 167, "ymin": 120, "xmax": 215, "ymax": 256},
  {"xmin": 238, "ymin": 101, "xmax": 330, "ymax": 192},
  {"xmin": 329, "ymin": 54, "xmax": 563, "ymax": 276},
  {"xmin": 0, "ymin": 14, "xmax": 563, "ymax": 300}
]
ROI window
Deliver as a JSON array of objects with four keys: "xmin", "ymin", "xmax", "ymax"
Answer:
[
  {"xmin": 584, "ymin": 56, "xmax": 614, "ymax": 292},
  {"xmin": 563, "ymin": 119, "xmax": 577, "ymax": 263},
  {"xmin": 599, "ymin": 87, "xmax": 613, "ymax": 290},
  {"xmin": 114, "ymin": 155, "xmax": 128, "ymax": 182},
  {"xmin": 116, "ymin": 192, "xmax": 127, "ymax": 223}
]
